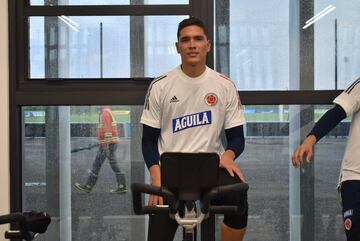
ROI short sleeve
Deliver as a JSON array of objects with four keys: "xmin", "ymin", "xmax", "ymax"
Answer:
[
  {"xmin": 334, "ymin": 79, "xmax": 360, "ymax": 117},
  {"xmin": 140, "ymin": 81, "xmax": 162, "ymax": 129},
  {"xmin": 224, "ymin": 83, "xmax": 246, "ymax": 129}
]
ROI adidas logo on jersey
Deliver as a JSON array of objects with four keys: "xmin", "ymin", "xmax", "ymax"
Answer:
[
  {"xmin": 170, "ymin": 96, "xmax": 179, "ymax": 103},
  {"xmin": 172, "ymin": 111, "xmax": 212, "ymax": 133}
]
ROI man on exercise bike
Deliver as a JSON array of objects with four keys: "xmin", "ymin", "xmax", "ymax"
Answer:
[{"xmin": 141, "ymin": 17, "xmax": 248, "ymax": 241}]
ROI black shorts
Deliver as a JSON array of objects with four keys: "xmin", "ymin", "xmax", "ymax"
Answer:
[
  {"xmin": 340, "ymin": 180, "xmax": 360, "ymax": 241},
  {"xmin": 147, "ymin": 169, "xmax": 248, "ymax": 241}
]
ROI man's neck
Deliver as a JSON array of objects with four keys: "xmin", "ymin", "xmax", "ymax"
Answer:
[{"xmin": 181, "ymin": 64, "xmax": 206, "ymax": 78}]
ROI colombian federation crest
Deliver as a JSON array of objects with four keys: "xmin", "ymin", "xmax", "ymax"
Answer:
[
  {"xmin": 204, "ymin": 93, "xmax": 218, "ymax": 106},
  {"xmin": 344, "ymin": 218, "xmax": 352, "ymax": 230}
]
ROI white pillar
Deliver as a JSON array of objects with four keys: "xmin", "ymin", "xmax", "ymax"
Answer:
[
  {"xmin": 289, "ymin": 0, "xmax": 301, "ymax": 240},
  {"xmin": 289, "ymin": 106, "xmax": 301, "ymax": 241},
  {"xmin": 59, "ymin": 106, "xmax": 72, "ymax": 241}
]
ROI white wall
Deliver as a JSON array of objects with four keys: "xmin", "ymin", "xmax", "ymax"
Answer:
[{"xmin": 0, "ymin": 0, "xmax": 10, "ymax": 239}]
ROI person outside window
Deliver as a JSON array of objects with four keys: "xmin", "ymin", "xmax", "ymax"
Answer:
[{"xmin": 74, "ymin": 106, "xmax": 127, "ymax": 194}]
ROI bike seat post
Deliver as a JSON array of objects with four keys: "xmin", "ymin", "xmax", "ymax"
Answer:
[
  {"xmin": 184, "ymin": 201, "xmax": 196, "ymax": 222},
  {"xmin": 183, "ymin": 200, "xmax": 197, "ymax": 236}
]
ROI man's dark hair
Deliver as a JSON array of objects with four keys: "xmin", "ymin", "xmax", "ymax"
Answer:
[{"xmin": 177, "ymin": 17, "xmax": 208, "ymax": 39}]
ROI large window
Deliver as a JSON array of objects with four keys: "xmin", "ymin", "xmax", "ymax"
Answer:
[
  {"xmin": 215, "ymin": 0, "xmax": 360, "ymax": 91},
  {"xmin": 29, "ymin": 16, "xmax": 183, "ymax": 78},
  {"xmin": 22, "ymin": 105, "xmax": 347, "ymax": 240},
  {"xmin": 228, "ymin": 0, "xmax": 289, "ymax": 90},
  {"xmin": 314, "ymin": 0, "xmax": 360, "ymax": 89}
]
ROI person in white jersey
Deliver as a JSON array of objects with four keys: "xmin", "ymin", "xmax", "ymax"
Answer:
[
  {"xmin": 292, "ymin": 79, "xmax": 360, "ymax": 241},
  {"xmin": 141, "ymin": 17, "xmax": 248, "ymax": 241}
]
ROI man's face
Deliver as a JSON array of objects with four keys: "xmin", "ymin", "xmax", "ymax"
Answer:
[{"xmin": 176, "ymin": 25, "xmax": 211, "ymax": 66}]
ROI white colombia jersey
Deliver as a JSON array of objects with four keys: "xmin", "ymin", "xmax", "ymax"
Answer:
[
  {"xmin": 333, "ymin": 79, "xmax": 360, "ymax": 183},
  {"xmin": 141, "ymin": 66, "xmax": 246, "ymax": 156}
]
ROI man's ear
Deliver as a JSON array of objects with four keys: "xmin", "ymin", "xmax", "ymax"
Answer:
[
  {"xmin": 206, "ymin": 40, "xmax": 211, "ymax": 52},
  {"xmin": 175, "ymin": 42, "xmax": 180, "ymax": 53}
]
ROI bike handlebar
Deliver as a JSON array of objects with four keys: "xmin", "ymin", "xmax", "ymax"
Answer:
[
  {"xmin": 131, "ymin": 182, "xmax": 249, "ymax": 216},
  {"xmin": 131, "ymin": 183, "xmax": 177, "ymax": 215},
  {"xmin": 201, "ymin": 183, "xmax": 249, "ymax": 214},
  {"xmin": 0, "ymin": 211, "xmax": 51, "ymax": 241}
]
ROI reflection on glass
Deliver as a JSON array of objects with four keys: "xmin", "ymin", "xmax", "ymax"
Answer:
[
  {"xmin": 22, "ymin": 105, "xmax": 347, "ymax": 240},
  {"xmin": 302, "ymin": 5, "xmax": 336, "ymax": 29}
]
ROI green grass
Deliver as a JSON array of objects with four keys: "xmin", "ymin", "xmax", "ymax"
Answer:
[
  {"xmin": 244, "ymin": 113, "xmax": 289, "ymax": 122},
  {"xmin": 24, "ymin": 107, "xmax": 350, "ymax": 123},
  {"xmin": 25, "ymin": 112, "xmax": 130, "ymax": 123}
]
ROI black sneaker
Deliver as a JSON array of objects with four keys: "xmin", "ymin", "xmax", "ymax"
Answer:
[
  {"xmin": 110, "ymin": 184, "xmax": 127, "ymax": 194},
  {"xmin": 74, "ymin": 182, "xmax": 92, "ymax": 193}
]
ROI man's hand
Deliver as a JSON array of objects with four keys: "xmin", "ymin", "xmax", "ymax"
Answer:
[
  {"xmin": 220, "ymin": 150, "xmax": 245, "ymax": 182},
  {"xmin": 148, "ymin": 165, "xmax": 163, "ymax": 206},
  {"xmin": 292, "ymin": 134, "xmax": 317, "ymax": 168}
]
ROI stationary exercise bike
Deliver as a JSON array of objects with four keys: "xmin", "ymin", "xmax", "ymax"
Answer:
[
  {"xmin": 0, "ymin": 211, "xmax": 51, "ymax": 240},
  {"xmin": 131, "ymin": 152, "xmax": 249, "ymax": 241}
]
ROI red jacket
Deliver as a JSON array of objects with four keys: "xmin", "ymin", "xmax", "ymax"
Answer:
[{"xmin": 97, "ymin": 107, "xmax": 119, "ymax": 144}]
